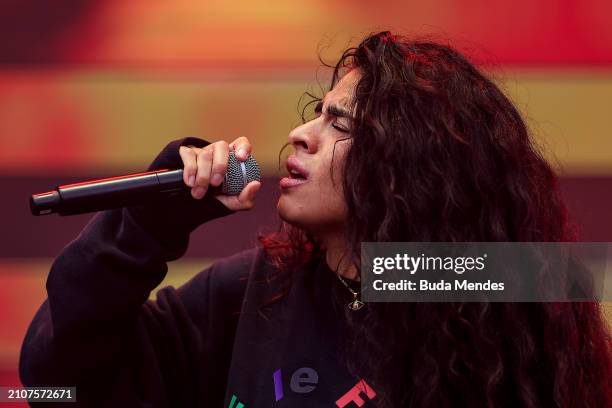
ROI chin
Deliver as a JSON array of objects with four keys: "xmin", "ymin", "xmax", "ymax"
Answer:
[
  {"xmin": 276, "ymin": 196, "xmax": 317, "ymax": 232},
  {"xmin": 276, "ymin": 196, "xmax": 345, "ymax": 235},
  {"xmin": 277, "ymin": 196, "xmax": 303, "ymax": 227}
]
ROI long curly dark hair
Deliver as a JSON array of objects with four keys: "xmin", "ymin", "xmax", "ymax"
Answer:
[{"xmin": 259, "ymin": 31, "xmax": 612, "ymax": 407}]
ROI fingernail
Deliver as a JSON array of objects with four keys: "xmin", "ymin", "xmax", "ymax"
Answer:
[
  {"xmin": 238, "ymin": 148, "xmax": 247, "ymax": 160},
  {"xmin": 192, "ymin": 186, "xmax": 204, "ymax": 198},
  {"xmin": 188, "ymin": 175, "xmax": 195, "ymax": 187},
  {"xmin": 212, "ymin": 174, "xmax": 223, "ymax": 186}
]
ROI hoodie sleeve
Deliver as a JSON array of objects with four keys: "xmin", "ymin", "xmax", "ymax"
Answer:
[{"xmin": 19, "ymin": 137, "xmax": 248, "ymax": 407}]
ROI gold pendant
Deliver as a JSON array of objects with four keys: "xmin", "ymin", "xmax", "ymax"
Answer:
[{"xmin": 348, "ymin": 299, "xmax": 365, "ymax": 311}]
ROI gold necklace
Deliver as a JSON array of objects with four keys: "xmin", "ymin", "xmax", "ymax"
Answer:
[{"xmin": 336, "ymin": 272, "xmax": 365, "ymax": 311}]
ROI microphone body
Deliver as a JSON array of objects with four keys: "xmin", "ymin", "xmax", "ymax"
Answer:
[{"xmin": 30, "ymin": 152, "xmax": 261, "ymax": 216}]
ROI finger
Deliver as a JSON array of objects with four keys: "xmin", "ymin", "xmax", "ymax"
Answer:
[
  {"xmin": 179, "ymin": 146, "xmax": 199, "ymax": 187},
  {"xmin": 210, "ymin": 141, "xmax": 229, "ymax": 187},
  {"xmin": 216, "ymin": 180, "xmax": 261, "ymax": 211},
  {"xmin": 237, "ymin": 180, "xmax": 262, "ymax": 207},
  {"xmin": 229, "ymin": 136, "xmax": 252, "ymax": 161},
  {"xmin": 192, "ymin": 146, "xmax": 213, "ymax": 199}
]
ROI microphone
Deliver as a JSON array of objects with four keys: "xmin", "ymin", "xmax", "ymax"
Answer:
[{"xmin": 30, "ymin": 151, "xmax": 261, "ymax": 216}]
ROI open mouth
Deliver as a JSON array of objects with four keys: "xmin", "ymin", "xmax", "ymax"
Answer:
[
  {"xmin": 286, "ymin": 156, "xmax": 309, "ymax": 180},
  {"xmin": 280, "ymin": 156, "xmax": 309, "ymax": 189},
  {"xmin": 289, "ymin": 168, "xmax": 307, "ymax": 180}
]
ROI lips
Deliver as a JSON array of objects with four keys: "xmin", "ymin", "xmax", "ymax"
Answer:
[
  {"xmin": 280, "ymin": 155, "xmax": 309, "ymax": 189},
  {"xmin": 286, "ymin": 155, "xmax": 309, "ymax": 179}
]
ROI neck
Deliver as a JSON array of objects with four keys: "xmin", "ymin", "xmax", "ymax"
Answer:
[{"xmin": 319, "ymin": 231, "xmax": 359, "ymax": 280}]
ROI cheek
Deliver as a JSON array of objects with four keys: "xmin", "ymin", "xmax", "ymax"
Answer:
[
  {"xmin": 310, "ymin": 166, "xmax": 349, "ymax": 222},
  {"xmin": 316, "ymin": 142, "xmax": 350, "ymax": 216},
  {"xmin": 318, "ymin": 171, "xmax": 346, "ymax": 211}
]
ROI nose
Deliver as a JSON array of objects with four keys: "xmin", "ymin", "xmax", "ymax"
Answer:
[{"xmin": 288, "ymin": 122, "xmax": 317, "ymax": 154}]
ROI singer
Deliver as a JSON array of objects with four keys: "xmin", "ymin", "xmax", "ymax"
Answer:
[{"xmin": 20, "ymin": 32, "xmax": 611, "ymax": 407}]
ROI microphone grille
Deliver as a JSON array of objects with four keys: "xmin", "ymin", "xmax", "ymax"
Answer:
[{"xmin": 222, "ymin": 151, "xmax": 262, "ymax": 195}]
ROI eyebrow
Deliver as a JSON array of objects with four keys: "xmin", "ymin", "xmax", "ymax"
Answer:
[{"xmin": 314, "ymin": 100, "xmax": 353, "ymax": 120}]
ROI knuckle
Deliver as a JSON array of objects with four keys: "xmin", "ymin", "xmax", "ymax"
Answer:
[
  {"xmin": 212, "ymin": 161, "xmax": 227, "ymax": 174},
  {"xmin": 180, "ymin": 145, "xmax": 195, "ymax": 155},
  {"xmin": 183, "ymin": 163, "xmax": 197, "ymax": 173},
  {"xmin": 198, "ymin": 148, "xmax": 213, "ymax": 161},
  {"xmin": 179, "ymin": 148, "xmax": 191, "ymax": 160}
]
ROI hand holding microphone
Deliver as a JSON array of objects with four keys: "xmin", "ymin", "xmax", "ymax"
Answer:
[
  {"xmin": 179, "ymin": 136, "xmax": 261, "ymax": 211},
  {"xmin": 30, "ymin": 136, "xmax": 262, "ymax": 216},
  {"xmin": 30, "ymin": 136, "xmax": 263, "ymax": 253}
]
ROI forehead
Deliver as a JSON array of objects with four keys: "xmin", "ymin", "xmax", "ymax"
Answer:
[{"xmin": 324, "ymin": 69, "xmax": 360, "ymax": 108}]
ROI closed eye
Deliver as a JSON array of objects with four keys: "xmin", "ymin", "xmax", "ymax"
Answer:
[
  {"xmin": 315, "ymin": 100, "xmax": 351, "ymax": 133},
  {"xmin": 332, "ymin": 123, "xmax": 350, "ymax": 133}
]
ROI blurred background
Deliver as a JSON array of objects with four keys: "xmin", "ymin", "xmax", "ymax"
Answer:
[{"xmin": 0, "ymin": 0, "xmax": 611, "ymax": 399}]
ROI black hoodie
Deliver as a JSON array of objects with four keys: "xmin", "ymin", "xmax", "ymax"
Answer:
[{"xmin": 19, "ymin": 138, "xmax": 375, "ymax": 407}]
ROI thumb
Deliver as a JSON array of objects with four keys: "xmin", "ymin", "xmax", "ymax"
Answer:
[{"xmin": 215, "ymin": 180, "xmax": 262, "ymax": 211}]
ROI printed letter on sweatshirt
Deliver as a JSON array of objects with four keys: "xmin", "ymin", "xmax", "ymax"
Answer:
[{"xmin": 335, "ymin": 379, "xmax": 376, "ymax": 407}]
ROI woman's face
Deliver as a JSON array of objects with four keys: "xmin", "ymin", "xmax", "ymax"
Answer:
[{"xmin": 277, "ymin": 69, "xmax": 359, "ymax": 235}]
